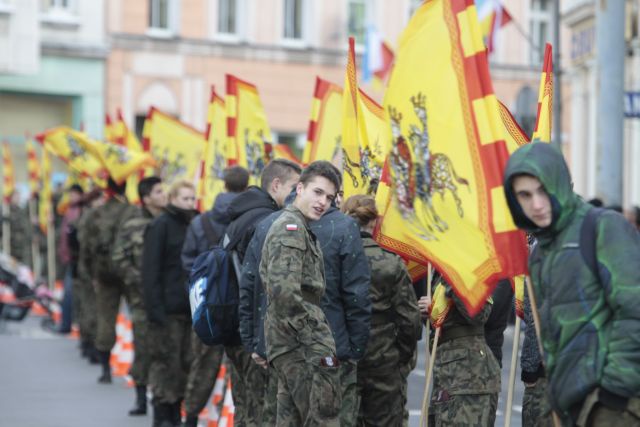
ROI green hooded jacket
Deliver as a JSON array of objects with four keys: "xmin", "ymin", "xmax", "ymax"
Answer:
[{"xmin": 503, "ymin": 142, "xmax": 640, "ymax": 419}]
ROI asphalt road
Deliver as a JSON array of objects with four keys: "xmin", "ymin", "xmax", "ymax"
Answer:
[{"xmin": 0, "ymin": 315, "xmax": 524, "ymax": 427}]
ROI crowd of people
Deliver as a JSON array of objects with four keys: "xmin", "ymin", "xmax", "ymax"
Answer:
[{"xmin": 3, "ymin": 143, "xmax": 640, "ymax": 427}]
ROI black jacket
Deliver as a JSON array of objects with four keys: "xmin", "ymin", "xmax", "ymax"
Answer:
[
  {"xmin": 240, "ymin": 206, "xmax": 372, "ymax": 361},
  {"xmin": 143, "ymin": 204, "xmax": 197, "ymax": 324},
  {"xmin": 224, "ymin": 186, "xmax": 279, "ymax": 260},
  {"xmin": 181, "ymin": 192, "xmax": 237, "ymax": 272}
]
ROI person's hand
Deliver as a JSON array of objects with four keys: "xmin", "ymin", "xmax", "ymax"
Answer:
[
  {"xmin": 418, "ymin": 296, "xmax": 431, "ymax": 319},
  {"xmin": 252, "ymin": 352, "xmax": 268, "ymax": 369}
]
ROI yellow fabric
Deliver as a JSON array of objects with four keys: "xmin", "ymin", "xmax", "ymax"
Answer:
[
  {"xmin": 142, "ymin": 108, "xmax": 206, "ymax": 186},
  {"xmin": 26, "ymin": 140, "xmax": 40, "ymax": 197},
  {"xmin": 112, "ymin": 115, "xmax": 143, "ymax": 204},
  {"xmin": 303, "ymin": 80, "xmax": 343, "ymax": 166},
  {"xmin": 2, "ymin": 142, "xmax": 15, "ymax": 203},
  {"xmin": 38, "ymin": 149, "xmax": 52, "ymax": 233},
  {"xmin": 429, "ymin": 283, "xmax": 453, "ymax": 329},
  {"xmin": 531, "ymin": 43, "xmax": 553, "ymax": 144},
  {"xmin": 200, "ymin": 91, "xmax": 228, "ymax": 211}
]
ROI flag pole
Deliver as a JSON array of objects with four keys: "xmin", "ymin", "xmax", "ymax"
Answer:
[
  {"xmin": 419, "ymin": 264, "xmax": 433, "ymax": 427},
  {"xmin": 504, "ymin": 314, "xmax": 522, "ymax": 427},
  {"xmin": 1, "ymin": 200, "xmax": 10, "ymax": 256},
  {"xmin": 28, "ymin": 198, "xmax": 41, "ymax": 278},
  {"xmin": 46, "ymin": 213, "xmax": 55, "ymax": 291}
]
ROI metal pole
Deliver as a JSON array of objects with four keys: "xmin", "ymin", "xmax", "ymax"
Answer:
[
  {"xmin": 28, "ymin": 198, "xmax": 41, "ymax": 278},
  {"xmin": 1, "ymin": 200, "xmax": 10, "ymax": 256},
  {"xmin": 47, "ymin": 215, "xmax": 55, "ymax": 291},
  {"xmin": 595, "ymin": 0, "xmax": 626, "ymax": 205},
  {"xmin": 552, "ymin": 0, "xmax": 562, "ymax": 148}
]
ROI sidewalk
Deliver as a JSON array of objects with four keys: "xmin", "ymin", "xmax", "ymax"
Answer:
[{"xmin": 0, "ymin": 316, "xmax": 149, "ymax": 427}]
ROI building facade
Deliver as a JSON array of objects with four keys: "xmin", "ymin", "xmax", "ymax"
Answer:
[
  {"xmin": 0, "ymin": 0, "xmax": 107, "ymax": 185},
  {"xmin": 563, "ymin": 0, "xmax": 640, "ymax": 207}
]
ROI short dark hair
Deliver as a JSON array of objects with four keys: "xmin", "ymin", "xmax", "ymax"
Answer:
[
  {"xmin": 224, "ymin": 166, "xmax": 250, "ymax": 193},
  {"xmin": 260, "ymin": 159, "xmax": 302, "ymax": 191},
  {"xmin": 138, "ymin": 176, "xmax": 162, "ymax": 202},
  {"xmin": 300, "ymin": 160, "xmax": 341, "ymax": 193},
  {"xmin": 68, "ymin": 184, "xmax": 84, "ymax": 194}
]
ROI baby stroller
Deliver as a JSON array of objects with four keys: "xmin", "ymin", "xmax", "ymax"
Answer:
[{"xmin": 0, "ymin": 253, "xmax": 57, "ymax": 328}]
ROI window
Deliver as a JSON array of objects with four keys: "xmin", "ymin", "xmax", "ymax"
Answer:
[
  {"xmin": 149, "ymin": 0, "xmax": 170, "ymax": 30},
  {"xmin": 529, "ymin": 0, "xmax": 550, "ymax": 64},
  {"xmin": 218, "ymin": 0, "xmax": 237, "ymax": 35},
  {"xmin": 283, "ymin": 0, "xmax": 303, "ymax": 40},
  {"xmin": 348, "ymin": 0, "xmax": 366, "ymax": 46},
  {"xmin": 515, "ymin": 86, "xmax": 537, "ymax": 137},
  {"xmin": 41, "ymin": 0, "xmax": 70, "ymax": 10}
]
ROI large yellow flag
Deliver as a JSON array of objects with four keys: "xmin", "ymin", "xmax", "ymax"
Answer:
[
  {"xmin": 112, "ymin": 110, "xmax": 143, "ymax": 204},
  {"xmin": 341, "ymin": 38, "xmax": 388, "ymax": 198},
  {"xmin": 302, "ymin": 77, "xmax": 343, "ymax": 166},
  {"xmin": 531, "ymin": 43, "xmax": 553, "ymax": 143},
  {"xmin": 142, "ymin": 107, "xmax": 206, "ymax": 185},
  {"xmin": 38, "ymin": 149, "xmax": 52, "ymax": 233},
  {"xmin": 2, "ymin": 142, "xmax": 15, "ymax": 203},
  {"xmin": 36, "ymin": 127, "xmax": 107, "ymax": 182},
  {"xmin": 378, "ymin": 0, "xmax": 527, "ymax": 314},
  {"xmin": 26, "ymin": 139, "xmax": 40, "ymax": 197},
  {"xmin": 200, "ymin": 87, "xmax": 230, "ymax": 211},
  {"xmin": 226, "ymin": 74, "xmax": 272, "ymax": 185}
]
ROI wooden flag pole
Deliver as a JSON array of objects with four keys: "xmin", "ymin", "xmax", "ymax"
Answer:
[
  {"xmin": 504, "ymin": 314, "xmax": 522, "ymax": 427},
  {"xmin": 525, "ymin": 276, "xmax": 562, "ymax": 427},
  {"xmin": 28, "ymin": 198, "xmax": 41, "ymax": 278},
  {"xmin": 419, "ymin": 264, "xmax": 433, "ymax": 427},
  {"xmin": 423, "ymin": 327, "xmax": 440, "ymax": 423},
  {"xmin": 1, "ymin": 200, "xmax": 10, "ymax": 256},
  {"xmin": 46, "ymin": 214, "xmax": 55, "ymax": 291}
]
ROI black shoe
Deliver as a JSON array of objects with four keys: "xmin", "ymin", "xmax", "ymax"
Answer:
[
  {"xmin": 128, "ymin": 385, "xmax": 147, "ymax": 416},
  {"xmin": 97, "ymin": 350, "xmax": 112, "ymax": 384},
  {"xmin": 182, "ymin": 415, "xmax": 198, "ymax": 427},
  {"xmin": 87, "ymin": 346, "xmax": 100, "ymax": 365}
]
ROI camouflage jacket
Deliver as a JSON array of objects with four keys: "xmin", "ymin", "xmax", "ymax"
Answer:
[
  {"xmin": 259, "ymin": 205, "xmax": 336, "ymax": 362},
  {"xmin": 76, "ymin": 206, "xmax": 96, "ymax": 284},
  {"xmin": 111, "ymin": 207, "xmax": 154, "ymax": 288},
  {"xmin": 83, "ymin": 196, "xmax": 137, "ymax": 282},
  {"xmin": 1, "ymin": 204, "xmax": 32, "ymax": 265},
  {"xmin": 358, "ymin": 234, "xmax": 421, "ymax": 372},
  {"xmin": 432, "ymin": 281, "xmax": 501, "ymax": 397}
]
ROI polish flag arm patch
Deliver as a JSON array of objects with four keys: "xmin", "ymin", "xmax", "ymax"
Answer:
[{"xmin": 286, "ymin": 224, "xmax": 298, "ymax": 231}]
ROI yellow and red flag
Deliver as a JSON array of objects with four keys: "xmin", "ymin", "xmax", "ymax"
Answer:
[
  {"xmin": 112, "ymin": 110, "xmax": 143, "ymax": 204},
  {"xmin": 429, "ymin": 282, "xmax": 454, "ymax": 328},
  {"xmin": 531, "ymin": 43, "xmax": 553, "ymax": 143},
  {"xmin": 142, "ymin": 107, "xmax": 206, "ymax": 185},
  {"xmin": 2, "ymin": 142, "xmax": 15, "ymax": 203},
  {"xmin": 199, "ymin": 87, "xmax": 231, "ymax": 211},
  {"xmin": 341, "ymin": 38, "xmax": 388, "ymax": 198},
  {"xmin": 226, "ymin": 74, "xmax": 272, "ymax": 185},
  {"xmin": 26, "ymin": 139, "xmax": 40, "ymax": 197},
  {"xmin": 38, "ymin": 149, "xmax": 52, "ymax": 233},
  {"xmin": 377, "ymin": 0, "xmax": 528, "ymax": 314},
  {"xmin": 104, "ymin": 114, "xmax": 115, "ymax": 143},
  {"xmin": 302, "ymin": 77, "xmax": 343, "ymax": 166},
  {"xmin": 513, "ymin": 274, "xmax": 526, "ymax": 319},
  {"xmin": 36, "ymin": 127, "xmax": 107, "ymax": 183},
  {"xmin": 270, "ymin": 144, "xmax": 301, "ymax": 164},
  {"xmin": 477, "ymin": 0, "xmax": 512, "ymax": 53}
]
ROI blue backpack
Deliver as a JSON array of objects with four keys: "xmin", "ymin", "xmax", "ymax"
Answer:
[{"xmin": 188, "ymin": 217, "xmax": 241, "ymax": 346}]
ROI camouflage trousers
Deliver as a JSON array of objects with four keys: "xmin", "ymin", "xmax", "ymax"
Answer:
[
  {"xmin": 148, "ymin": 314, "xmax": 193, "ymax": 404},
  {"xmin": 261, "ymin": 365, "xmax": 278, "ymax": 426},
  {"xmin": 183, "ymin": 333, "xmax": 225, "ymax": 417},
  {"xmin": 522, "ymin": 378, "xmax": 553, "ymax": 427},
  {"xmin": 225, "ymin": 344, "xmax": 267, "ymax": 426},
  {"xmin": 429, "ymin": 336, "xmax": 501, "ymax": 426},
  {"xmin": 128, "ymin": 306, "xmax": 151, "ymax": 386},
  {"xmin": 272, "ymin": 348, "xmax": 342, "ymax": 427},
  {"xmin": 357, "ymin": 366, "xmax": 404, "ymax": 426},
  {"xmin": 94, "ymin": 279, "xmax": 127, "ymax": 352},
  {"xmin": 340, "ymin": 360, "xmax": 359, "ymax": 427},
  {"xmin": 74, "ymin": 277, "xmax": 96, "ymax": 345},
  {"xmin": 575, "ymin": 389, "xmax": 640, "ymax": 427}
]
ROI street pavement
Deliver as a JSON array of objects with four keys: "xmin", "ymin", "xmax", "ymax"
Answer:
[{"xmin": 0, "ymin": 315, "xmax": 524, "ymax": 427}]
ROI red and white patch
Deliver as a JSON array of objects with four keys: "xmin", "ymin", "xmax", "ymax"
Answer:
[{"xmin": 285, "ymin": 224, "xmax": 298, "ymax": 231}]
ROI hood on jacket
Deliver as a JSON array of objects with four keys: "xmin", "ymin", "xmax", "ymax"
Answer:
[
  {"xmin": 227, "ymin": 186, "xmax": 278, "ymax": 221},
  {"xmin": 210, "ymin": 192, "xmax": 239, "ymax": 225},
  {"xmin": 503, "ymin": 142, "xmax": 579, "ymax": 237}
]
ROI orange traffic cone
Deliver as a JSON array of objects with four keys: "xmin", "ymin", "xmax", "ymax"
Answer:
[
  {"xmin": 207, "ymin": 364, "xmax": 229, "ymax": 427},
  {"xmin": 217, "ymin": 381, "xmax": 235, "ymax": 427}
]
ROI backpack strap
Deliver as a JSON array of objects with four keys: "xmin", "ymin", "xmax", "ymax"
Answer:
[
  {"xmin": 201, "ymin": 213, "xmax": 219, "ymax": 246},
  {"xmin": 580, "ymin": 207, "xmax": 605, "ymax": 282}
]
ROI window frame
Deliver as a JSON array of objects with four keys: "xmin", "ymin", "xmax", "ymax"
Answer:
[
  {"xmin": 147, "ymin": 0, "xmax": 179, "ymax": 38},
  {"xmin": 529, "ymin": 0, "xmax": 551, "ymax": 65},
  {"xmin": 280, "ymin": 0, "xmax": 309, "ymax": 48},
  {"xmin": 347, "ymin": 0, "xmax": 367, "ymax": 48}
]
